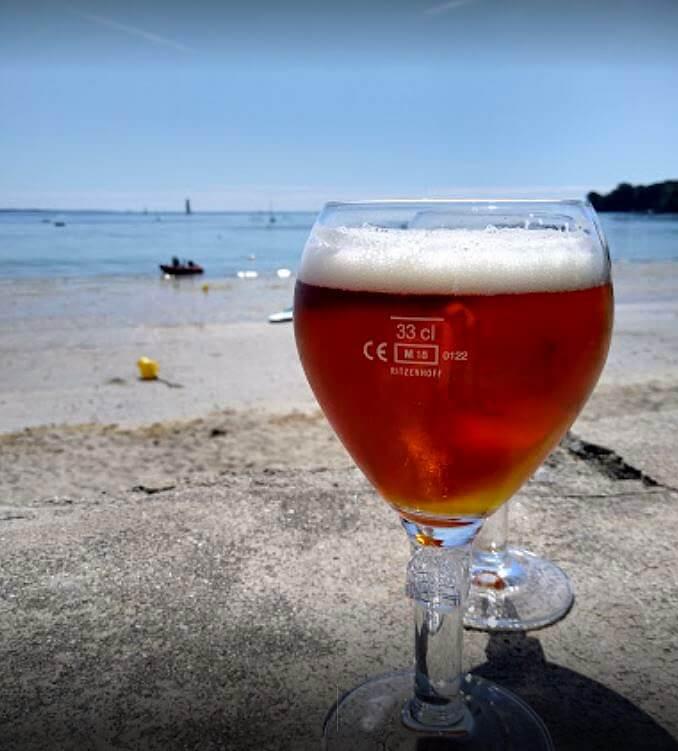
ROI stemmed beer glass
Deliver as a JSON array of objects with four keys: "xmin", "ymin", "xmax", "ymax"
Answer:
[
  {"xmin": 294, "ymin": 200, "xmax": 613, "ymax": 749},
  {"xmin": 465, "ymin": 501, "xmax": 575, "ymax": 631}
]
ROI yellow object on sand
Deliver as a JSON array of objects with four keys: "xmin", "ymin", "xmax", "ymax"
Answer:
[
  {"xmin": 137, "ymin": 357, "xmax": 159, "ymax": 380},
  {"xmin": 201, "ymin": 283, "xmax": 209, "ymax": 293}
]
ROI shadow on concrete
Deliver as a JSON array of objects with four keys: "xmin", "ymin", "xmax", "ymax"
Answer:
[{"xmin": 471, "ymin": 632, "xmax": 677, "ymax": 751}]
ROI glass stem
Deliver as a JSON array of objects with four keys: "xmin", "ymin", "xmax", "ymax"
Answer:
[
  {"xmin": 403, "ymin": 539, "xmax": 472, "ymax": 730},
  {"xmin": 473, "ymin": 501, "xmax": 509, "ymax": 568}
]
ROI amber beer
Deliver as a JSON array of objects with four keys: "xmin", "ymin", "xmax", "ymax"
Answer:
[{"xmin": 295, "ymin": 274, "xmax": 613, "ymax": 523}]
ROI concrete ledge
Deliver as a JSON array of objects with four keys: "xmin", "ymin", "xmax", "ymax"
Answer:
[{"xmin": 1, "ymin": 443, "xmax": 677, "ymax": 750}]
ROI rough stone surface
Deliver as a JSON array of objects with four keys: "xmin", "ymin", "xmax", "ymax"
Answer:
[{"xmin": 1, "ymin": 433, "xmax": 677, "ymax": 750}]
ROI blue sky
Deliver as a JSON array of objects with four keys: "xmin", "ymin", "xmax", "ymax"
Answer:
[{"xmin": 2, "ymin": 0, "xmax": 677, "ymax": 210}]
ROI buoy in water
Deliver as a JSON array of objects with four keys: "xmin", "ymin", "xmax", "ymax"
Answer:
[
  {"xmin": 276, "ymin": 268, "xmax": 292, "ymax": 279},
  {"xmin": 201, "ymin": 283, "xmax": 209, "ymax": 293},
  {"xmin": 137, "ymin": 357, "xmax": 159, "ymax": 380}
]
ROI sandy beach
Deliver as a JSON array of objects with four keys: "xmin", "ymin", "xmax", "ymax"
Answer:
[{"xmin": 1, "ymin": 261, "xmax": 678, "ymax": 749}]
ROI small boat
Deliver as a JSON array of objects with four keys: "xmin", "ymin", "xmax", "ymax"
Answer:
[
  {"xmin": 160, "ymin": 261, "xmax": 204, "ymax": 276},
  {"xmin": 268, "ymin": 306, "xmax": 293, "ymax": 323}
]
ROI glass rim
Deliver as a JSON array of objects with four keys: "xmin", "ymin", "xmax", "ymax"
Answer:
[{"xmin": 323, "ymin": 198, "xmax": 591, "ymax": 209}]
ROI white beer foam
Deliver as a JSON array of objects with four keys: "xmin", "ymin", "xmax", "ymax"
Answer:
[{"xmin": 298, "ymin": 226, "xmax": 608, "ymax": 294}]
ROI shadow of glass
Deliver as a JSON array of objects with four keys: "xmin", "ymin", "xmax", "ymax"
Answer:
[{"xmin": 471, "ymin": 632, "xmax": 677, "ymax": 751}]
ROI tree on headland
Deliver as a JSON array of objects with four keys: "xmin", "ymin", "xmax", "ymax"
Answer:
[{"xmin": 588, "ymin": 180, "xmax": 678, "ymax": 213}]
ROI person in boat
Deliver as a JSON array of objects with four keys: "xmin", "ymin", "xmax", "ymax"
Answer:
[
  {"xmin": 187, "ymin": 260, "xmax": 195, "ymax": 268},
  {"xmin": 172, "ymin": 256, "xmax": 180, "ymax": 267}
]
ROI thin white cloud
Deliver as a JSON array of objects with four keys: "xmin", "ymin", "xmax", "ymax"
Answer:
[
  {"xmin": 424, "ymin": 0, "xmax": 477, "ymax": 16},
  {"xmin": 70, "ymin": 8, "xmax": 192, "ymax": 53}
]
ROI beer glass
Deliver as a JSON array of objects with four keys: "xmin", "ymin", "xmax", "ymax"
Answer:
[
  {"xmin": 294, "ymin": 200, "xmax": 613, "ymax": 749},
  {"xmin": 465, "ymin": 502, "xmax": 575, "ymax": 631}
]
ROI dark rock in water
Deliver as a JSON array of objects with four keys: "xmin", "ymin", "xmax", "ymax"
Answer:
[{"xmin": 588, "ymin": 180, "xmax": 678, "ymax": 213}]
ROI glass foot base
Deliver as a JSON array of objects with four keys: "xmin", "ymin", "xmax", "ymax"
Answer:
[
  {"xmin": 322, "ymin": 670, "xmax": 553, "ymax": 750},
  {"xmin": 464, "ymin": 547, "xmax": 574, "ymax": 632}
]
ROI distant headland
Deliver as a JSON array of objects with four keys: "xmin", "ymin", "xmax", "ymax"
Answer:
[{"xmin": 588, "ymin": 180, "xmax": 678, "ymax": 213}]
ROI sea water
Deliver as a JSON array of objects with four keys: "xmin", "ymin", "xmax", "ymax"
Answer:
[
  {"xmin": 0, "ymin": 210, "xmax": 677, "ymax": 282},
  {"xmin": 0, "ymin": 211, "xmax": 315, "ymax": 280}
]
